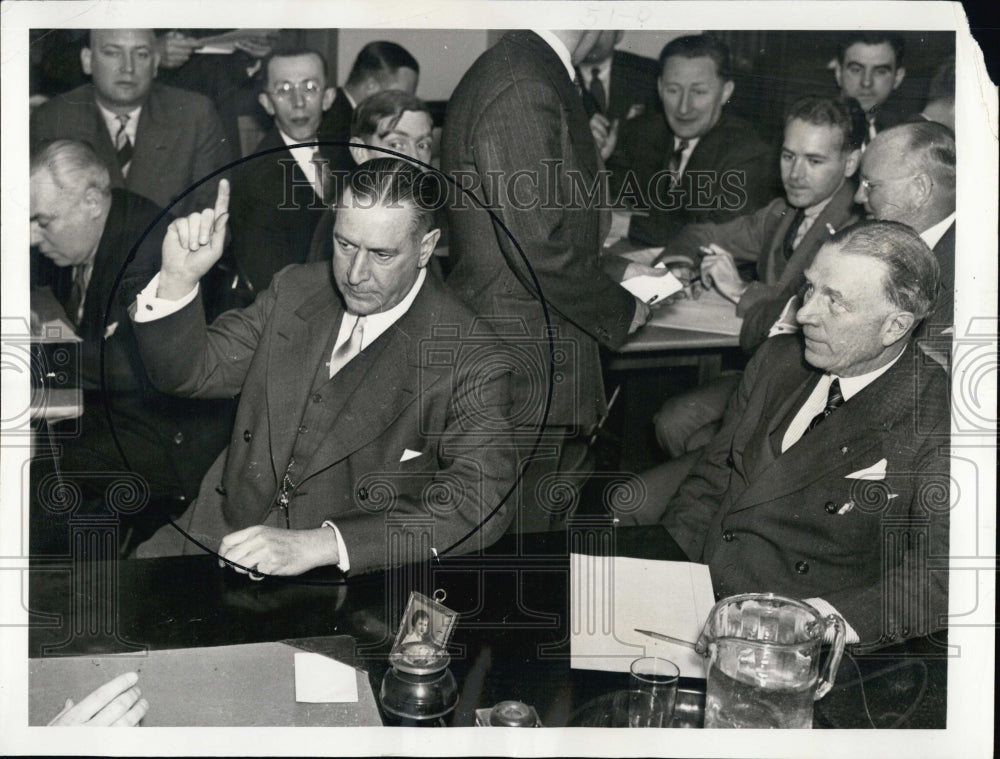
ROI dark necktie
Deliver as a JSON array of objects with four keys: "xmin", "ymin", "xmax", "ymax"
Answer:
[
  {"xmin": 588, "ymin": 67, "xmax": 607, "ymax": 114},
  {"xmin": 805, "ymin": 378, "xmax": 844, "ymax": 433},
  {"xmin": 667, "ymin": 139, "xmax": 689, "ymax": 185},
  {"xmin": 115, "ymin": 114, "xmax": 133, "ymax": 175},
  {"xmin": 782, "ymin": 207, "xmax": 807, "ymax": 260},
  {"xmin": 65, "ymin": 262, "xmax": 92, "ymax": 328}
]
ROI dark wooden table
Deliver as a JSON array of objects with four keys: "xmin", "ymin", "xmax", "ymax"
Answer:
[{"xmin": 27, "ymin": 522, "xmax": 947, "ymax": 728}]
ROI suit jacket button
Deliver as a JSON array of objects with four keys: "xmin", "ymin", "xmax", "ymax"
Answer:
[
  {"xmin": 298, "ymin": 424, "xmax": 308, "ymax": 434},
  {"xmin": 825, "ymin": 501, "xmax": 837, "ymax": 514},
  {"xmin": 312, "ymin": 393, "xmax": 323, "ymax": 403},
  {"xmin": 795, "ymin": 561, "xmax": 809, "ymax": 574},
  {"xmin": 173, "ymin": 432, "xmax": 184, "ymax": 445},
  {"xmin": 722, "ymin": 530, "xmax": 735, "ymax": 542},
  {"xmin": 357, "ymin": 487, "xmax": 368, "ymax": 501},
  {"xmin": 243, "ymin": 430, "xmax": 252, "ymax": 442}
]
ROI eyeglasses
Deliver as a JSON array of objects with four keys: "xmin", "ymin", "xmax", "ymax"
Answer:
[{"xmin": 270, "ymin": 80, "xmax": 323, "ymax": 100}]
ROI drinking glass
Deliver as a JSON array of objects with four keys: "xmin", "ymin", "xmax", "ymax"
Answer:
[{"xmin": 624, "ymin": 657, "xmax": 679, "ymax": 727}]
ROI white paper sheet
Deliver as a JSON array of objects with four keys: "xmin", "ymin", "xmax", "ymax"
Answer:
[
  {"xmin": 570, "ymin": 554, "xmax": 716, "ymax": 679},
  {"xmin": 294, "ymin": 652, "xmax": 359, "ymax": 703},
  {"xmin": 621, "ymin": 269, "xmax": 685, "ymax": 304}
]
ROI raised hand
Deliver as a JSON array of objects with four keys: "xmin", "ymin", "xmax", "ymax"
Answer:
[{"xmin": 158, "ymin": 179, "xmax": 229, "ymax": 301}]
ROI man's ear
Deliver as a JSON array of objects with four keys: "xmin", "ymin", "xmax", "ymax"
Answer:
[
  {"xmin": 349, "ymin": 143, "xmax": 372, "ymax": 166},
  {"xmin": 81, "ymin": 46, "xmax": 93, "ymax": 76},
  {"xmin": 258, "ymin": 92, "xmax": 276, "ymax": 117},
  {"xmin": 417, "ymin": 227, "xmax": 441, "ymax": 267},
  {"xmin": 721, "ymin": 79, "xmax": 735, "ymax": 105},
  {"xmin": 833, "ymin": 61, "xmax": 843, "ymax": 90},
  {"xmin": 321, "ymin": 86, "xmax": 335, "ymax": 112},
  {"xmin": 843, "ymin": 148, "xmax": 862, "ymax": 178},
  {"xmin": 911, "ymin": 171, "xmax": 933, "ymax": 207},
  {"xmin": 892, "ymin": 66, "xmax": 906, "ymax": 91},
  {"xmin": 82, "ymin": 187, "xmax": 104, "ymax": 218},
  {"xmin": 882, "ymin": 309, "xmax": 916, "ymax": 344}
]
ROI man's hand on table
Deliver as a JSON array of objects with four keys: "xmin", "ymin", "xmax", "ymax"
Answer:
[
  {"xmin": 699, "ymin": 243, "xmax": 747, "ymax": 304},
  {"xmin": 48, "ymin": 671, "xmax": 147, "ymax": 726},
  {"xmin": 157, "ymin": 179, "xmax": 230, "ymax": 301},
  {"xmin": 218, "ymin": 525, "xmax": 340, "ymax": 578}
]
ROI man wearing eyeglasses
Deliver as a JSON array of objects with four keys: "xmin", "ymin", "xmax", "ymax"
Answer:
[
  {"xmin": 855, "ymin": 121, "xmax": 955, "ymax": 355},
  {"xmin": 30, "ymin": 28, "xmax": 231, "ymax": 217},
  {"xmin": 228, "ymin": 48, "xmax": 337, "ymax": 295}
]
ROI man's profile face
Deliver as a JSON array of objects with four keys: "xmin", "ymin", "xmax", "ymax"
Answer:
[
  {"xmin": 81, "ymin": 29, "xmax": 158, "ymax": 114},
  {"xmin": 259, "ymin": 53, "xmax": 334, "ymax": 142},
  {"xmin": 796, "ymin": 244, "xmax": 899, "ymax": 377},
  {"xmin": 332, "ymin": 187, "xmax": 437, "ymax": 315},
  {"xmin": 780, "ymin": 119, "xmax": 858, "ymax": 209},
  {"xmin": 658, "ymin": 55, "xmax": 734, "ymax": 140},
  {"xmin": 854, "ymin": 135, "xmax": 921, "ymax": 227},
  {"xmin": 30, "ymin": 170, "xmax": 103, "ymax": 267},
  {"xmin": 357, "ymin": 110, "xmax": 434, "ymax": 166},
  {"xmin": 835, "ymin": 42, "xmax": 905, "ymax": 114}
]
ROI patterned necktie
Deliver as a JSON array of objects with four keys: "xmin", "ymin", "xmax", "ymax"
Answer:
[
  {"xmin": 328, "ymin": 315, "xmax": 366, "ymax": 377},
  {"xmin": 782, "ymin": 207, "xmax": 807, "ymax": 260},
  {"xmin": 115, "ymin": 114, "xmax": 133, "ymax": 176},
  {"xmin": 65, "ymin": 262, "xmax": 93, "ymax": 328},
  {"xmin": 805, "ymin": 378, "xmax": 845, "ymax": 433},
  {"xmin": 588, "ymin": 66, "xmax": 607, "ymax": 114},
  {"xmin": 667, "ymin": 138, "xmax": 689, "ymax": 185}
]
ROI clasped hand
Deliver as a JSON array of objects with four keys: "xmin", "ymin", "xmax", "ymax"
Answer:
[{"xmin": 699, "ymin": 243, "xmax": 747, "ymax": 304}]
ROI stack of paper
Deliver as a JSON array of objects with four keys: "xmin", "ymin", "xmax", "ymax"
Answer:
[{"xmin": 569, "ymin": 554, "xmax": 715, "ymax": 678}]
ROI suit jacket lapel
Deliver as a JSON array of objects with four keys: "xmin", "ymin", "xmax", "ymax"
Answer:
[
  {"xmin": 734, "ymin": 342, "xmax": 919, "ymax": 511},
  {"xmin": 266, "ymin": 284, "xmax": 341, "ymax": 482},
  {"xmin": 296, "ymin": 275, "xmax": 448, "ymax": 482},
  {"xmin": 130, "ymin": 88, "xmax": 175, "ymax": 197}
]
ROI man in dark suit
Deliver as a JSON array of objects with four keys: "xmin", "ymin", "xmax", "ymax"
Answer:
[
  {"xmin": 833, "ymin": 32, "xmax": 908, "ymax": 141},
  {"xmin": 651, "ymin": 96, "xmax": 866, "ymax": 465},
  {"xmin": 229, "ymin": 48, "xmax": 335, "ymax": 295},
  {"xmin": 29, "ymin": 140, "xmax": 234, "ymax": 553},
  {"xmin": 856, "ymin": 121, "xmax": 955, "ymax": 356},
  {"xmin": 132, "ymin": 160, "xmax": 517, "ymax": 576},
  {"xmin": 442, "ymin": 30, "xmax": 654, "ymax": 532},
  {"xmin": 317, "ymin": 41, "xmax": 420, "ymax": 177},
  {"xmin": 608, "ymin": 35, "xmax": 778, "ymax": 246},
  {"xmin": 30, "ymin": 28, "xmax": 232, "ymax": 217},
  {"xmin": 578, "ymin": 31, "xmax": 659, "ymax": 159},
  {"xmin": 653, "ymin": 221, "xmax": 949, "ymax": 650}
]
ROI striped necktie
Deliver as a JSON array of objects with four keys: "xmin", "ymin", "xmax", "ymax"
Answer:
[
  {"xmin": 115, "ymin": 114, "xmax": 134, "ymax": 176},
  {"xmin": 805, "ymin": 378, "xmax": 845, "ymax": 433}
]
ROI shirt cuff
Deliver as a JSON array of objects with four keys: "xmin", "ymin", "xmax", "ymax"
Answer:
[
  {"xmin": 804, "ymin": 597, "xmax": 860, "ymax": 645},
  {"xmin": 321, "ymin": 520, "xmax": 350, "ymax": 573},
  {"xmin": 133, "ymin": 272, "xmax": 200, "ymax": 322},
  {"xmin": 766, "ymin": 295, "xmax": 801, "ymax": 339}
]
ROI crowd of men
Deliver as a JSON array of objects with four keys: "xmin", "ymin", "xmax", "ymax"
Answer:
[{"xmin": 29, "ymin": 28, "xmax": 955, "ymax": 678}]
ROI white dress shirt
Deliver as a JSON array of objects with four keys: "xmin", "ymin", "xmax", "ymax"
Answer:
[
  {"xmin": 278, "ymin": 129, "xmax": 326, "ymax": 200},
  {"xmin": 96, "ymin": 102, "xmax": 141, "ymax": 146},
  {"xmin": 920, "ymin": 212, "xmax": 956, "ymax": 249}
]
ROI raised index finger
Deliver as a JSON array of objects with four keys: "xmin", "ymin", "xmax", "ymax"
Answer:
[{"xmin": 213, "ymin": 178, "xmax": 230, "ymax": 221}]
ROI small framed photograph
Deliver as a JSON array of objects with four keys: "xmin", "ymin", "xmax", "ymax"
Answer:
[{"xmin": 389, "ymin": 591, "xmax": 459, "ymax": 661}]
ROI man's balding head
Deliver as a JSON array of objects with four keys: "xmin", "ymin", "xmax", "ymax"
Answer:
[
  {"xmin": 30, "ymin": 140, "xmax": 113, "ymax": 267},
  {"xmin": 855, "ymin": 121, "xmax": 956, "ymax": 232}
]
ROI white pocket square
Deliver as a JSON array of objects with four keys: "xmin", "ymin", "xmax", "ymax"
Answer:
[
  {"xmin": 400, "ymin": 448, "xmax": 422, "ymax": 462},
  {"xmin": 845, "ymin": 458, "xmax": 887, "ymax": 480}
]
